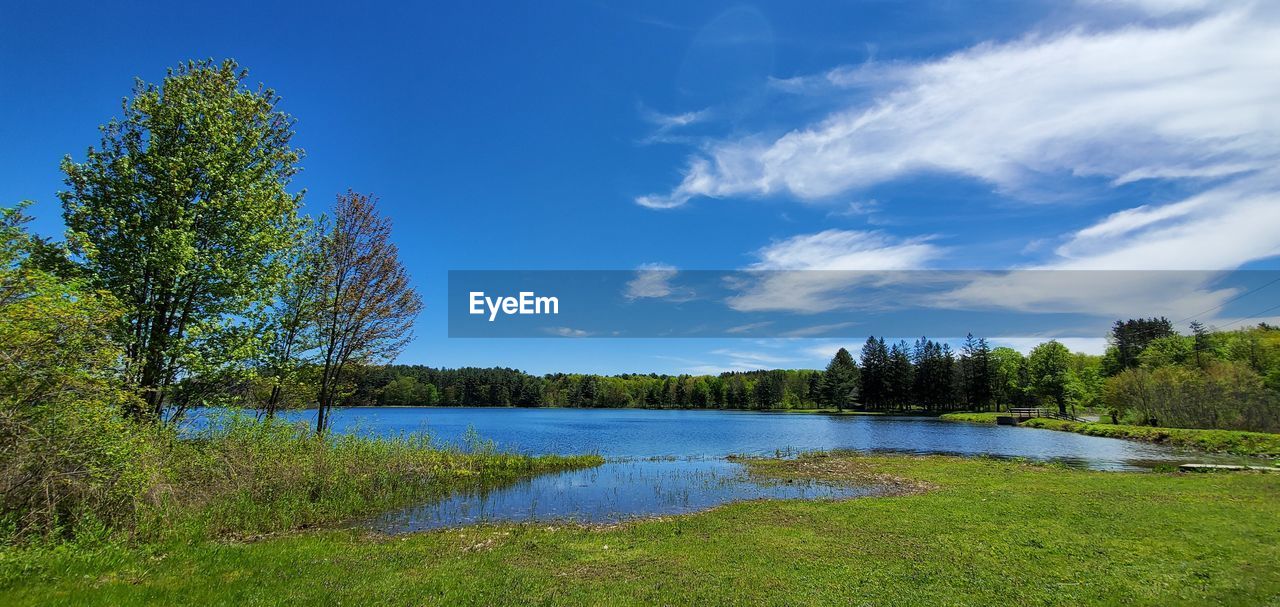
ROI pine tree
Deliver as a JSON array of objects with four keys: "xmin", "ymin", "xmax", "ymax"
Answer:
[
  {"xmin": 820, "ymin": 348, "xmax": 860, "ymax": 410},
  {"xmin": 859, "ymin": 336, "xmax": 889, "ymax": 409},
  {"xmin": 887, "ymin": 340, "xmax": 915, "ymax": 410}
]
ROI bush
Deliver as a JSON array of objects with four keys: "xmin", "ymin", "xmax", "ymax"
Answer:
[
  {"xmin": 0, "ymin": 205, "xmax": 153, "ymax": 543},
  {"xmin": 1103, "ymin": 361, "xmax": 1280, "ymax": 432}
]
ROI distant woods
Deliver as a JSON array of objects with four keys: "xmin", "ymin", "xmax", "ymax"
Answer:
[
  {"xmin": 341, "ymin": 322, "xmax": 1280, "ymax": 433},
  {"xmin": 336, "ymin": 334, "xmax": 1042, "ymax": 414}
]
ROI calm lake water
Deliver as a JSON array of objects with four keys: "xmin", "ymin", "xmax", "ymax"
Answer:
[
  {"xmin": 215, "ymin": 407, "xmax": 1218, "ymax": 532},
  {"xmin": 270, "ymin": 406, "xmax": 1187, "ymax": 465}
]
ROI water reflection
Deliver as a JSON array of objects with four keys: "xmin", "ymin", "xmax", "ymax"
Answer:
[
  {"xmin": 242, "ymin": 407, "xmax": 1210, "ymax": 469},
  {"xmin": 360, "ymin": 458, "xmax": 881, "ymax": 534}
]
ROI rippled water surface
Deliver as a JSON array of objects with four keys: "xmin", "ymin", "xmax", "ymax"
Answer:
[
  {"xmin": 265, "ymin": 407, "xmax": 1192, "ymax": 467},
  {"xmin": 360, "ymin": 458, "xmax": 880, "ymax": 534}
]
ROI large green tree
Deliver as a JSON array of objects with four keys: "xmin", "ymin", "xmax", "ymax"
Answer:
[
  {"xmin": 59, "ymin": 59, "xmax": 304, "ymax": 421},
  {"xmin": 1029, "ymin": 340, "xmax": 1071, "ymax": 414}
]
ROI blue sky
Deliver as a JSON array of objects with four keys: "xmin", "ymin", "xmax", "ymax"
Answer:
[{"xmin": 2, "ymin": 1, "xmax": 1278, "ymax": 374}]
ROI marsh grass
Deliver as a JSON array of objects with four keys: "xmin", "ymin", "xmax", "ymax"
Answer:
[
  {"xmin": 1, "ymin": 412, "xmax": 602, "ymax": 565},
  {"xmin": 138, "ymin": 414, "xmax": 602, "ymax": 542}
]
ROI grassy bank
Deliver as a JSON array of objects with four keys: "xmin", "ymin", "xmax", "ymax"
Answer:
[
  {"xmin": 938, "ymin": 412, "xmax": 1004, "ymax": 424},
  {"xmin": 940, "ymin": 412, "xmax": 1280, "ymax": 458},
  {"xmin": 1018, "ymin": 418, "xmax": 1280, "ymax": 458},
  {"xmin": 5, "ymin": 453, "xmax": 1278, "ymax": 605}
]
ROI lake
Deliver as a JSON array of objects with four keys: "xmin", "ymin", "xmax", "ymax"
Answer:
[
  {"xmin": 242, "ymin": 407, "xmax": 1212, "ymax": 532},
  {"xmin": 270, "ymin": 406, "xmax": 1187, "ymax": 465}
]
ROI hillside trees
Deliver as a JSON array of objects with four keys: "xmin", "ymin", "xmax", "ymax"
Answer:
[{"xmin": 1107, "ymin": 317, "xmax": 1176, "ymax": 373}]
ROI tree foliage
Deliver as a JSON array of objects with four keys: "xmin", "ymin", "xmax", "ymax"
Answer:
[
  {"xmin": 59, "ymin": 59, "xmax": 304, "ymax": 421},
  {"xmin": 0, "ymin": 204, "xmax": 150, "ymax": 540}
]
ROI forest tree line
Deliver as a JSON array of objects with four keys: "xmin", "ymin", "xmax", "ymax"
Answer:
[{"xmin": 329, "ymin": 321, "xmax": 1280, "ymax": 432}]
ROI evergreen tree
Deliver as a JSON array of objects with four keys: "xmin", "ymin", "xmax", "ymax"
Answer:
[
  {"xmin": 820, "ymin": 348, "xmax": 859, "ymax": 410},
  {"xmin": 859, "ymin": 336, "xmax": 889, "ymax": 409},
  {"xmin": 960, "ymin": 334, "xmax": 995, "ymax": 411},
  {"xmin": 1191, "ymin": 320, "xmax": 1211, "ymax": 368},
  {"xmin": 1110, "ymin": 317, "xmax": 1176, "ymax": 372},
  {"xmin": 887, "ymin": 341, "xmax": 915, "ymax": 410}
]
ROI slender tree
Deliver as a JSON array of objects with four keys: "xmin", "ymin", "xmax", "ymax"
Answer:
[
  {"xmin": 1190, "ymin": 320, "xmax": 1211, "ymax": 369},
  {"xmin": 887, "ymin": 340, "xmax": 914, "ymax": 410},
  {"xmin": 960, "ymin": 334, "xmax": 995, "ymax": 411},
  {"xmin": 59, "ymin": 59, "xmax": 304, "ymax": 421},
  {"xmin": 260, "ymin": 219, "xmax": 323, "ymax": 417},
  {"xmin": 313, "ymin": 191, "xmax": 422, "ymax": 434}
]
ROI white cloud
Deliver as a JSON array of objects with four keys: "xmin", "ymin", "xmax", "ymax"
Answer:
[
  {"xmin": 1049, "ymin": 174, "xmax": 1280, "ymax": 270},
  {"xmin": 642, "ymin": 108, "xmax": 710, "ymax": 129},
  {"xmin": 725, "ymin": 230, "xmax": 943, "ymax": 313},
  {"xmin": 1078, "ymin": 0, "xmax": 1221, "ymax": 18},
  {"xmin": 829, "ymin": 198, "xmax": 880, "ymax": 218},
  {"xmin": 657, "ymin": 348, "xmax": 795, "ymax": 374},
  {"xmin": 780, "ymin": 322, "xmax": 860, "ymax": 337},
  {"xmin": 638, "ymin": 105, "xmax": 712, "ymax": 146},
  {"xmin": 709, "ymin": 349, "xmax": 795, "ymax": 365},
  {"xmin": 725, "ymin": 321, "xmax": 774, "ymax": 334},
  {"xmin": 746, "ymin": 229, "xmax": 940, "ymax": 272},
  {"xmin": 666, "ymin": 2, "xmax": 1280, "ymax": 325},
  {"xmin": 544, "ymin": 327, "xmax": 593, "ymax": 337},
  {"xmin": 625, "ymin": 263, "xmax": 695, "ymax": 301},
  {"xmin": 988, "ymin": 337, "xmax": 1110, "ymax": 355},
  {"xmin": 639, "ymin": 4, "xmax": 1280, "ymax": 220}
]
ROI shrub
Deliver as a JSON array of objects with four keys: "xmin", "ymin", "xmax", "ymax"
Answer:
[{"xmin": 0, "ymin": 204, "xmax": 154, "ymax": 543}]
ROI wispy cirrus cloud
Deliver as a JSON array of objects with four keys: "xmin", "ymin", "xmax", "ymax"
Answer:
[
  {"xmin": 637, "ymin": 104, "xmax": 712, "ymax": 145},
  {"xmin": 625, "ymin": 263, "xmax": 696, "ymax": 301},
  {"xmin": 638, "ymin": 1, "xmax": 1280, "ymax": 329},
  {"xmin": 725, "ymin": 229, "xmax": 943, "ymax": 313},
  {"xmin": 639, "ymin": 5, "xmax": 1280, "ymax": 212}
]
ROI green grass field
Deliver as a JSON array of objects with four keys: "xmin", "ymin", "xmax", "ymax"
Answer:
[{"xmin": 5, "ymin": 453, "xmax": 1277, "ymax": 606}]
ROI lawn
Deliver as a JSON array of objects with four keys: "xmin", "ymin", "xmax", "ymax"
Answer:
[{"xmin": 5, "ymin": 453, "xmax": 1278, "ymax": 606}]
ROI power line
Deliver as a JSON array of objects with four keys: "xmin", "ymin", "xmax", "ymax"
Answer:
[
  {"xmin": 1172, "ymin": 274, "xmax": 1280, "ymax": 326},
  {"xmin": 1216, "ymin": 300, "xmax": 1280, "ymax": 331}
]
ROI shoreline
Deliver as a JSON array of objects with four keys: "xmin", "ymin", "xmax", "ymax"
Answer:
[
  {"xmin": 11, "ymin": 453, "xmax": 1278, "ymax": 605},
  {"xmin": 940, "ymin": 412, "xmax": 1280, "ymax": 458}
]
